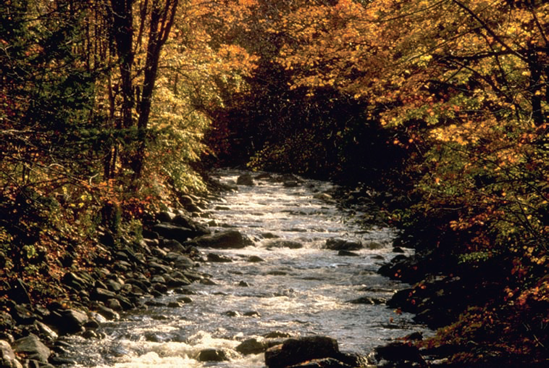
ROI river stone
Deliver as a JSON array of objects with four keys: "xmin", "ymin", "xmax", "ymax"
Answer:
[
  {"xmin": 371, "ymin": 342, "xmax": 426, "ymax": 367},
  {"xmin": 265, "ymin": 336, "xmax": 340, "ymax": 368},
  {"xmin": 171, "ymin": 214, "xmax": 210, "ymax": 236},
  {"xmin": 325, "ymin": 239, "xmax": 362, "ymax": 251},
  {"xmin": 237, "ymin": 174, "xmax": 255, "ymax": 186},
  {"xmin": 188, "ymin": 230, "xmax": 252, "ymax": 249},
  {"xmin": 207, "ymin": 253, "xmax": 233, "ymax": 263},
  {"xmin": 56, "ymin": 309, "xmax": 89, "ymax": 335},
  {"xmin": 265, "ymin": 240, "xmax": 303, "ymax": 249},
  {"xmin": 0, "ymin": 340, "xmax": 23, "ymax": 368},
  {"xmin": 236, "ymin": 338, "xmax": 267, "ymax": 355},
  {"xmin": 152, "ymin": 223, "xmax": 196, "ymax": 242},
  {"xmin": 337, "ymin": 250, "xmax": 359, "ymax": 257},
  {"xmin": 35, "ymin": 321, "xmax": 58, "ymax": 342},
  {"xmin": 96, "ymin": 305, "xmax": 120, "ymax": 321},
  {"xmin": 13, "ymin": 334, "xmax": 50, "ymax": 363},
  {"xmin": 247, "ymin": 255, "xmax": 265, "ymax": 262},
  {"xmin": 197, "ymin": 348, "xmax": 230, "ymax": 362}
]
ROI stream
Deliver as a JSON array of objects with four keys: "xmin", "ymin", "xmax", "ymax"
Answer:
[{"xmin": 64, "ymin": 170, "xmax": 429, "ymax": 367}]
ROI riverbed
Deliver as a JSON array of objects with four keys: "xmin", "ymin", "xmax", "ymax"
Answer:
[{"xmin": 64, "ymin": 170, "xmax": 428, "ymax": 367}]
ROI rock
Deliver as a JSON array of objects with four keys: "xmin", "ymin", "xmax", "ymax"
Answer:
[
  {"xmin": 13, "ymin": 334, "xmax": 50, "ymax": 363},
  {"xmin": 171, "ymin": 214, "xmax": 210, "ymax": 236},
  {"xmin": 264, "ymin": 331, "xmax": 292, "ymax": 339},
  {"xmin": 283, "ymin": 181, "xmax": 299, "ymax": 188},
  {"xmin": 54, "ymin": 309, "xmax": 89, "ymax": 335},
  {"xmin": 0, "ymin": 312, "xmax": 15, "ymax": 331},
  {"xmin": 244, "ymin": 311, "xmax": 261, "ymax": 317},
  {"xmin": 265, "ymin": 240, "xmax": 303, "ymax": 249},
  {"xmin": 325, "ymin": 239, "xmax": 362, "ymax": 251},
  {"xmin": 207, "ymin": 253, "xmax": 233, "ymax": 263},
  {"xmin": 152, "ymin": 223, "xmax": 196, "ymax": 242},
  {"xmin": 238, "ymin": 281, "xmax": 250, "ymax": 287},
  {"xmin": 162, "ymin": 239, "xmax": 187, "ymax": 253},
  {"xmin": 237, "ymin": 174, "xmax": 255, "ymax": 186},
  {"xmin": 265, "ymin": 336, "xmax": 340, "ymax": 368},
  {"xmin": 371, "ymin": 342, "xmax": 426, "ymax": 367},
  {"xmin": 236, "ymin": 338, "xmax": 267, "ymax": 355},
  {"xmin": 0, "ymin": 340, "xmax": 23, "ymax": 368},
  {"xmin": 34, "ymin": 321, "xmax": 58, "ymax": 342},
  {"xmin": 7, "ymin": 303, "xmax": 35, "ymax": 325},
  {"xmin": 365, "ymin": 242, "xmax": 384, "ymax": 250},
  {"xmin": 91, "ymin": 287, "xmax": 117, "ymax": 302},
  {"xmin": 188, "ymin": 230, "xmax": 252, "ymax": 249},
  {"xmin": 313, "ymin": 193, "xmax": 333, "ymax": 201},
  {"xmin": 248, "ymin": 256, "xmax": 265, "ymax": 263},
  {"xmin": 337, "ymin": 250, "xmax": 359, "ymax": 257},
  {"xmin": 197, "ymin": 348, "xmax": 230, "ymax": 362},
  {"xmin": 95, "ymin": 305, "xmax": 119, "ymax": 321}
]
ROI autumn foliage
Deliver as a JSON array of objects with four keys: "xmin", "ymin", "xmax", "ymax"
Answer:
[{"xmin": 2, "ymin": 0, "xmax": 549, "ymax": 365}]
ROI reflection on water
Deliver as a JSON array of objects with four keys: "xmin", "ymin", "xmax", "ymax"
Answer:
[{"xmin": 65, "ymin": 170, "xmax": 429, "ymax": 367}]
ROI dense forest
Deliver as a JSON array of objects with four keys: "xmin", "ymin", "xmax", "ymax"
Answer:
[{"xmin": 1, "ymin": 0, "xmax": 548, "ymax": 367}]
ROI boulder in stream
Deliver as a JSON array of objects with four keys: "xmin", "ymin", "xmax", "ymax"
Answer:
[
  {"xmin": 237, "ymin": 174, "xmax": 255, "ymax": 186},
  {"xmin": 265, "ymin": 240, "xmax": 303, "ymax": 249},
  {"xmin": 186, "ymin": 230, "xmax": 252, "ymax": 249},
  {"xmin": 265, "ymin": 336, "xmax": 340, "ymax": 368},
  {"xmin": 324, "ymin": 239, "xmax": 362, "ymax": 251}
]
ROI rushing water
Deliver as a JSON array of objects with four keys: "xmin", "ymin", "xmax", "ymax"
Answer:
[{"xmin": 65, "ymin": 170, "xmax": 429, "ymax": 367}]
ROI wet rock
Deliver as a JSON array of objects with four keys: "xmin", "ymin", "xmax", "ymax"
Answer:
[
  {"xmin": 95, "ymin": 305, "xmax": 119, "ymax": 321},
  {"xmin": 265, "ymin": 336, "xmax": 340, "ymax": 368},
  {"xmin": 53, "ymin": 309, "xmax": 89, "ymax": 335},
  {"xmin": 91, "ymin": 287, "xmax": 117, "ymax": 302},
  {"xmin": 337, "ymin": 250, "xmax": 359, "ymax": 257},
  {"xmin": 176, "ymin": 296, "xmax": 193, "ymax": 303},
  {"xmin": 264, "ymin": 331, "xmax": 292, "ymax": 339},
  {"xmin": 106, "ymin": 298, "xmax": 123, "ymax": 311},
  {"xmin": 313, "ymin": 193, "xmax": 333, "ymax": 201},
  {"xmin": 171, "ymin": 214, "xmax": 210, "ymax": 236},
  {"xmin": 0, "ymin": 340, "xmax": 23, "ymax": 368},
  {"xmin": 237, "ymin": 174, "xmax": 255, "ymax": 186},
  {"xmin": 365, "ymin": 241, "xmax": 384, "ymax": 250},
  {"xmin": 248, "ymin": 255, "xmax": 265, "ymax": 262},
  {"xmin": 244, "ymin": 311, "xmax": 261, "ymax": 317},
  {"xmin": 167, "ymin": 301, "xmax": 183, "ymax": 308},
  {"xmin": 370, "ymin": 342, "xmax": 426, "ymax": 368},
  {"xmin": 7, "ymin": 303, "xmax": 35, "ymax": 325},
  {"xmin": 325, "ymin": 239, "xmax": 362, "ymax": 251},
  {"xmin": 197, "ymin": 348, "xmax": 230, "ymax": 362},
  {"xmin": 152, "ymin": 223, "xmax": 196, "ymax": 242},
  {"xmin": 265, "ymin": 240, "xmax": 303, "ymax": 249},
  {"xmin": 162, "ymin": 239, "xmax": 187, "ymax": 253},
  {"xmin": 283, "ymin": 181, "xmax": 299, "ymax": 188},
  {"xmin": 13, "ymin": 334, "xmax": 50, "ymax": 363},
  {"xmin": 188, "ymin": 230, "xmax": 252, "ymax": 249},
  {"xmin": 207, "ymin": 253, "xmax": 233, "ymax": 263},
  {"xmin": 236, "ymin": 338, "xmax": 267, "ymax": 355},
  {"xmin": 223, "ymin": 311, "xmax": 241, "ymax": 317},
  {"xmin": 34, "ymin": 321, "xmax": 58, "ymax": 342},
  {"xmin": 0, "ymin": 312, "xmax": 15, "ymax": 331}
]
